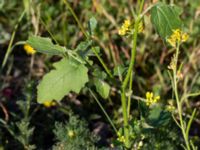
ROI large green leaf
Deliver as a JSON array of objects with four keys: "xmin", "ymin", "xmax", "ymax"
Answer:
[
  {"xmin": 37, "ymin": 58, "xmax": 88, "ymax": 103},
  {"xmin": 151, "ymin": 3, "xmax": 183, "ymax": 39},
  {"xmin": 27, "ymin": 36, "xmax": 67, "ymax": 55}
]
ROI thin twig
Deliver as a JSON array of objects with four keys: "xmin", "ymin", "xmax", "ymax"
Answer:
[{"xmin": 0, "ymin": 102, "xmax": 9, "ymax": 122}]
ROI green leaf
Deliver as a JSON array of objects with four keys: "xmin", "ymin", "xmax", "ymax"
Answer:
[
  {"xmin": 147, "ymin": 106, "xmax": 171, "ymax": 127},
  {"xmin": 27, "ymin": 36, "xmax": 67, "ymax": 55},
  {"xmin": 92, "ymin": 68, "xmax": 107, "ymax": 80},
  {"xmin": 37, "ymin": 58, "xmax": 88, "ymax": 103},
  {"xmin": 172, "ymin": 5, "xmax": 183, "ymax": 15},
  {"xmin": 151, "ymin": 3, "xmax": 183, "ymax": 39},
  {"xmin": 76, "ymin": 40, "xmax": 92, "ymax": 51},
  {"xmin": 76, "ymin": 40, "xmax": 92, "ymax": 58},
  {"xmin": 113, "ymin": 65, "xmax": 126, "ymax": 77},
  {"xmin": 94, "ymin": 78, "xmax": 110, "ymax": 99},
  {"xmin": 88, "ymin": 17, "xmax": 97, "ymax": 35}
]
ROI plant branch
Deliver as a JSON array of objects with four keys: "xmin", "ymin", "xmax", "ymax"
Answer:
[
  {"xmin": 89, "ymin": 89, "xmax": 118, "ymax": 134},
  {"xmin": 63, "ymin": 0, "xmax": 113, "ymax": 78}
]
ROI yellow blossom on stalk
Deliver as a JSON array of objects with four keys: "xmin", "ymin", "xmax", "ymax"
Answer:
[
  {"xmin": 117, "ymin": 132, "xmax": 126, "ymax": 143},
  {"xmin": 166, "ymin": 100, "xmax": 175, "ymax": 112},
  {"xmin": 138, "ymin": 21, "xmax": 144, "ymax": 33},
  {"xmin": 43, "ymin": 101, "xmax": 56, "ymax": 108},
  {"xmin": 166, "ymin": 105, "xmax": 175, "ymax": 112},
  {"xmin": 24, "ymin": 44, "xmax": 36, "ymax": 55},
  {"xmin": 167, "ymin": 29, "xmax": 189, "ymax": 47},
  {"xmin": 118, "ymin": 19, "xmax": 131, "ymax": 36},
  {"xmin": 145, "ymin": 91, "xmax": 160, "ymax": 106},
  {"xmin": 117, "ymin": 135, "xmax": 126, "ymax": 143},
  {"xmin": 68, "ymin": 130, "xmax": 75, "ymax": 138}
]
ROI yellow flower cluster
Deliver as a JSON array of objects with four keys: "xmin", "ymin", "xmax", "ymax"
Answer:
[
  {"xmin": 166, "ymin": 100, "xmax": 175, "ymax": 112},
  {"xmin": 118, "ymin": 19, "xmax": 131, "ymax": 36},
  {"xmin": 118, "ymin": 19, "xmax": 144, "ymax": 36},
  {"xmin": 24, "ymin": 44, "xmax": 36, "ymax": 55},
  {"xmin": 145, "ymin": 92, "xmax": 160, "ymax": 106},
  {"xmin": 117, "ymin": 132, "xmax": 126, "ymax": 143},
  {"xmin": 166, "ymin": 105, "xmax": 175, "ymax": 112},
  {"xmin": 138, "ymin": 21, "xmax": 144, "ymax": 33},
  {"xmin": 68, "ymin": 130, "xmax": 75, "ymax": 138},
  {"xmin": 167, "ymin": 29, "xmax": 189, "ymax": 47},
  {"xmin": 43, "ymin": 101, "xmax": 56, "ymax": 108},
  {"xmin": 117, "ymin": 135, "xmax": 125, "ymax": 143}
]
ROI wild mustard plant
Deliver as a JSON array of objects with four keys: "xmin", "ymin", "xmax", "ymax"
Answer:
[
  {"xmin": 22, "ymin": 0, "xmax": 198, "ymax": 149},
  {"xmin": 167, "ymin": 29, "xmax": 197, "ymax": 150}
]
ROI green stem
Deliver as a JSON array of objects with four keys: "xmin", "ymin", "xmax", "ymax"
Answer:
[
  {"xmin": 63, "ymin": 0, "xmax": 88, "ymax": 38},
  {"xmin": 89, "ymin": 89, "xmax": 118, "ymax": 134},
  {"xmin": 122, "ymin": 18, "xmax": 140, "ymax": 90},
  {"xmin": 2, "ymin": 10, "xmax": 26, "ymax": 69},
  {"xmin": 173, "ymin": 44, "xmax": 191, "ymax": 150},
  {"xmin": 63, "ymin": 0, "xmax": 113, "ymax": 78},
  {"xmin": 40, "ymin": 19, "xmax": 59, "ymax": 45},
  {"xmin": 120, "ymin": 88, "xmax": 129, "ymax": 147},
  {"xmin": 127, "ymin": 71, "xmax": 133, "ymax": 119},
  {"xmin": 140, "ymin": 4, "xmax": 155, "ymax": 19},
  {"xmin": 120, "ymin": 0, "xmax": 144, "ymax": 148},
  {"xmin": 120, "ymin": 19, "xmax": 139, "ymax": 147},
  {"xmin": 186, "ymin": 109, "xmax": 196, "ymax": 138}
]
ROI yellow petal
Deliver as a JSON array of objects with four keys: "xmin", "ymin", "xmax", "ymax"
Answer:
[{"xmin": 24, "ymin": 44, "xmax": 36, "ymax": 55}]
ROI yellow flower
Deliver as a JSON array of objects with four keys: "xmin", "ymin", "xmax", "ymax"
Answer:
[
  {"xmin": 182, "ymin": 33, "xmax": 189, "ymax": 42},
  {"xmin": 117, "ymin": 135, "xmax": 126, "ymax": 143},
  {"xmin": 117, "ymin": 132, "xmax": 126, "ymax": 143},
  {"xmin": 166, "ymin": 105, "xmax": 175, "ymax": 112},
  {"xmin": 24, "ymin": 44, "xmax": 36, "ymax": 55},
  {"xmin": 118, "ymin": 19, "xmax": 131, "ymax": 36},
  {"xmin": 145, "ymin": 91, "xmax": 160, "ymax": 106},
  {"xmin": 68, "ymin": 130, "xmax": 75, "ymax": 138},
  {"xmin": 124, "ymin": 20, "xmax": 131, "ymax": 27},
  {"xmin": 166, "ymin": 100, "xmax": 175, "ymax": 112},
  {"xmin": 118, "ymin": 28, "xmax": 126, "ymax": 36},
  {"xmin": 43, "ymin": 101, "xmax": 56, "ymax": 108},
  {"xmin": 138, "ymin": 21, "xmax": 144, "ymax": 33},
  {"xmin": 167, "ymin": 29, "xmax": 189, "ymax": 47}
]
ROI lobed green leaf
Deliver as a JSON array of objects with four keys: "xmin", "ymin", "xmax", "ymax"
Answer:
[{"xmin": 37, "ymin": 58, "xmax": 88, "ymax": 103}]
